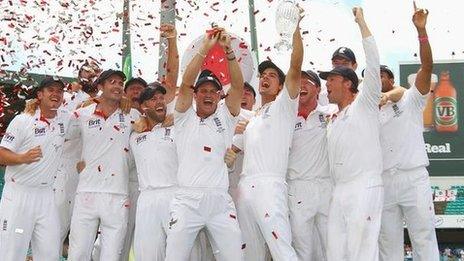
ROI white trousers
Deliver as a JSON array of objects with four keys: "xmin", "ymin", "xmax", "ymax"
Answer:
[
  {"xmin": 134, "ymin": 187, "xmax": 175, "ymax": 261},
  {"xmin": 92, "ymin": 181, "xmax": 140, "ymax": 261},
  {"xmin": 53, "ymin": 157, "xmax": 79, "ymax": 244},
  {"xmin": 165, "ymin": 188, "xmax": 243, "ymax": 261},
  {"xmin": 288, "ymin": 178, "xmax": 332, "ymax": 261},
  {"xmin": 379, "ymin": 167, "xmax": 439, "ymax": 261},
  {"xmin": 68, "ymin": 192, "xmax": 129, "ymax": 261},
  {"xmin": 327, "ymin": 177, "xmax": 384, "ymax": 261},
  {"xmin": 0, "ymin": 182, "xmax": 60, "ymax": 261},
  {"xmin": 236, "ymin": 176, "xmax": 297, "ymax": 261}
]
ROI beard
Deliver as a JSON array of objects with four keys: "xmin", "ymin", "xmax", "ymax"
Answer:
[{"xmin": 146, "ymin": 108, "xmax": 166, "ymax": 123}]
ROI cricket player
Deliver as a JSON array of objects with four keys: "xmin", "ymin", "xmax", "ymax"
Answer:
[
  {"xmin": 232, "ymin": 10, "xmax": 304, "ymax": 261},
  {"xmin": 227, "ymin": 82, "xmax": 256, "ymax": 204},
  {"xmin": 287, "ymin": 70, "xmax": 335, "ymax": 261},
  {"xmin": 319, "ymin": 7, "xmax": 383, "ymax": 261},
  {"xmin": 0, "ymin": 77, "xmax": 70, "ymax": 261},
  {"xmin": 378, "ymin": 4, "xmax": 439, "ymax": 260},
  {"xmin": 67, "ymin": 69, "xmax": 138, "ymax": 260},
  {"xmin": 128, "ymin": 84, "xmax": 178, "ymax": 260},
  {"xmin": 165, "ymin": 27, "xmax": 244, "ymax": 261},
  {"xmin": 54, "ymin": 61, "xmax": 101, "ymax": 253}
]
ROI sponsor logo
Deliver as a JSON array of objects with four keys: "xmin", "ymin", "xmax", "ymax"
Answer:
[
  {"xmin": 88, "ymin": 118, "xmax": 101, "ymax": 128},
  {"xmin": 294, "ymin": 121, "xmax": 303, "ymax": 130},
  {"xmin": 34, "ymin": 127, "xmax": 46, "ymax": 136},
  {"xmin": 3, "ymin": 133, "xmax": 15, "ymax": 143},
  {"xmin": 435, "ymin": 97, "xmax": 458, "ymax": 126},
  {"xmin": 136, "ymin": 134, "xmax": 147, "ymax": 144},
  {"xmin": 425, "ymin": 143, "xmax": 451, "ymax": 154}
]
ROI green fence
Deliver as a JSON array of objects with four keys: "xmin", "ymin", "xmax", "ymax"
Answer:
[{"xmin": 0, "ymin": 166, "xmax": 4, "ymax": 198}]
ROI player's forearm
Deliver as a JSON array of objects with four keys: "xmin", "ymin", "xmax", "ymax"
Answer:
[
  {"xmin": 385, "ymin": 86, "xmax": 406, "ymax": 103},
  {"xmin": 0, "ymin": 148, "xmax": 25, "ymax": 165},
  {"xmin": 225, "ymin": 51, "xmax": 244, "ymax": 116},
  {"xmin": 418, "ymin": 29, "xmax": 433, "ymax": 74},
  {"xmin": 289, "ymin": 28, "xmax": 303, "ymax": 72},
  {"xmin": 181, "ymin": 45, "xmax": 208, "ymax": 89},
  {"xmin": 285, "ymin": 27, "xmax": 303, "ymax": 98},
  {"xmin": 357, "ymin": 19, "xmax": 372, "ymax": 39},
  {"xmin": 165, "ymin": 37, "xmax": 179, "ymax": 90}
]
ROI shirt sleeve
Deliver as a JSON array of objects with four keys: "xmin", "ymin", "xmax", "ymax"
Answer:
[
  {"xmin": 275, "ymin": 86, "xmax": 299, "ymax": 116},
  {"xmin": 356, "ymin": 36, "xmax": 382, "ymax": 113},
  {"xmin": 66, "ymin": 110, "xmax": 82, "ymax": 141},
  {"xmin": 0, "ymin": 114, "xmax": 25, "ymax": 152},
  {"xmin": 174, "ymin": 106, "xmax": 195, "ymax": 128},
  {"xmin": 403, "ymin": 85, "xmax": 428, "ymax": 113}
]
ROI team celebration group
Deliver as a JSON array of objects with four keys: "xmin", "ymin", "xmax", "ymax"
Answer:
[{"xmin": 0, "ymin": 4, "xmax": 439, "ymax": 261}]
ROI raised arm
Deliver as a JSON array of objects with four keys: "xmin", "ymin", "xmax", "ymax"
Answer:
[
  {"xmin": 354, "ymin": 7, "xmax": 381, "ymax": 111},
  {"xmin": 285, "ymin": 9, "xmax": 304, "ymax": 99},
  {"xmin": 160, "ymin": 23, "xmax": 179, "ymax": 104},
  {"xmin": 220, "ymin": 31, "xmax": 244, "ymax": 116},
  {"xmin": 412, "ymin": 2, "xmax": 433, "ymax": 95},
  {"xmin": 175, "ymin": 30, "xmax": 220, "ymax": 113}
]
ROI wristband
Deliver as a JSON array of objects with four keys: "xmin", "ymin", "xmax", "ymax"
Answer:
[{"xmin": 418, "ymin": 36, "xmax": 428, "ymax": 43}]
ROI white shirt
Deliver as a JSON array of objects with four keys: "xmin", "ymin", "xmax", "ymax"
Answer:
[
  {"xmin": 327, "ymin": 36, "xmax": 383, "ymax": 184},
  {"xmin": 67, "ymin": 103, "xmax": 139, "ymax": 195},
  {"xmin": 129, "ymin": 123, "xmax": 177, "ymax": 190},
  {"xmin": 287, "ymin": 105, "xmax": 335, "ymax": 181},
  {"xmin": 228, "ymin": 109, "xmax": 255, "ymax": 189},
  {"xmin": 0, "ymin": 109, "xmax": 71, "ymax": 187},
  {"xmin": 380, "ymin": 86, "xmax": 429, "ymax": 171},
  {"xmin": 175, "ymin": 104, "xmax": 237, "ymax": 189},
  {"xmin": 236, "ymin": 87, "xmax": 298, "ymax": 179},
  {"xmin": 60, "ymin": 91, "xmax": 91, "ymax": 160}
]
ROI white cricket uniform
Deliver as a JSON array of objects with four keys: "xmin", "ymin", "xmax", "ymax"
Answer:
[
  {"xmin": 54, "ymin": 90, "xmax": 91, "ymax": 245},
  {"xmin": 228, "ymin": 109, "xmax": 254, "ymax": 204},
  {"xmin": 0, "ymin": 108, "xmax": 70, "ymax": 261},
  {"xmin": 234, "ymin": 87, "xmax": 298, "ymax": 261},
  {"xmin": 326, "ymin": 36, "xmax": 384, "ymax": 261},
  {"xmin": 165, "ymin": 104, "xmax": 243, "ymax": 261},
  {"xmin": 379, "ymin": 86, "xmax": 439, "ymax": 261},
  {"xmin": 130, "ymin": 123, "xmax": 178, "ymax": 261},
  {"xmin": 287, "ymin": 105, "xmax": 335, "ymax": 261},
  {"xmin": 67, "ymin": 104, "xmax": 138, "ymax": 261}
]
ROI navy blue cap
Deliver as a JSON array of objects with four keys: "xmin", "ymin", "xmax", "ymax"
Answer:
[
  {"xmin": 125, "ymin": 77, "xmax": 148, "ymax": 91},
  {"xmin": 301, "ymin": 70, "xmax": 321, "ymax": 87},
  {"xmin": 93, "ymin": 69, "xmax": 126, "ymax": 86},
  {"xmin": 138, "ymin": 82, "xmax": 167, "ymax": 104},
  {"xmin": 362, "ymin": 65, "xmax": 394, "ymax": 79},
  {"xmin": 243, "ymin": 82, "xmax": 256, "ymax": 97},
  {"xmin": 332, "ymin": 47, "xmax": 357, "ymax": 64},
  {"xmin": 258, "ymin": 60, "xmax": 286, "ymax": 85},
  {"xmin": 194, "ymin": 70, "xmax": 222, "ymax": 92},
  {"xmin": 319, "ymin": 67, "xmax": 359, "ymax": 91}
]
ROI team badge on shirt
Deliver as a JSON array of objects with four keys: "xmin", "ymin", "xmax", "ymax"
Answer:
[
  {"xmin": 319, "ymin": 114, "xmax": 328, "ymax": 128},
  {"xmin": 392, "ymin": 104, "xmax": 403, "ymax": 118},
  {"xmin": 213, "ymin": 117, "xmax": 225, "ymax": 133},
  {"xmin": 163, "ymin": 128, "xmax": 174, "ymax": 141}
]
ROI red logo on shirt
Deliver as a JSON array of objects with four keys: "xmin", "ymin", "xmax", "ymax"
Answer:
[{"xmin": 204, "ymin": 146, "xmax": 212, "ymax": 152}]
